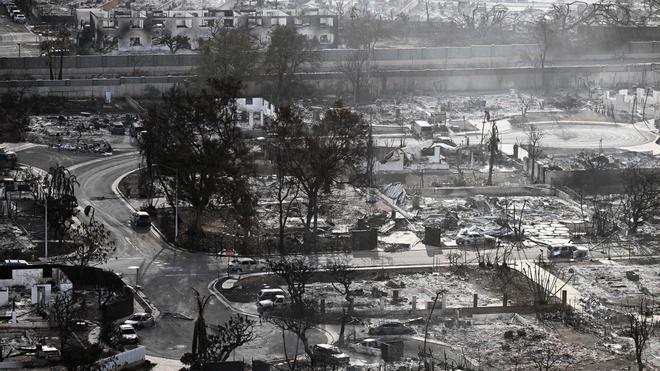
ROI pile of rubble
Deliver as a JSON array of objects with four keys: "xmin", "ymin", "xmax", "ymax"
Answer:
[
  {"xmin": 309, "ymin": 272, "xmax": 500, "ymax": 312},
  {"xmin": 25, "ymin": 114, "xmax": 137, "ymax": 153},
  {"xmin": 0, "ymin": 223, "xmax": 34, "ymax": 256}
]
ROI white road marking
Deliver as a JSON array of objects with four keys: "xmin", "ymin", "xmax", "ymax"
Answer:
[{"xmin": 125, "ymin": 237, "xmax": 146, "ymax": 257}]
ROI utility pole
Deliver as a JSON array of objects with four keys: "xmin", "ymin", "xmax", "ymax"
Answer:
[{"xmin": 44, "ymin": 198, "xmax": 48, "ymax": 260}]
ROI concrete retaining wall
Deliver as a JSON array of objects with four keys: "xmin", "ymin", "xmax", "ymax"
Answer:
[
  {"xmin": 544, "ymin": 167, "xmax": 660, "ymax": 194},
  {"xmin": 0, "ymin": 41, "xmax": 656, "ymax": 79},
  {"xmin": 1, "ymin": 62, "xmax": 658, "ymax": 98},
  {"xmin": 420, "ymin": 184, "xmax": 556, "ymax": 198}
]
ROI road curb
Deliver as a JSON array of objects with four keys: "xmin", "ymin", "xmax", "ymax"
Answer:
[
  {"xmin": 206, "ymin": 277, "xmax": 336, "ymax": 344},
  {"xmin": 110, "ymin": 167, "xmax": 222, "ymax": 257},
  {"xmin": 110, "ymin": 167, "xmax": 193, "ymax": 255},
  {"xmin": 207, "ymin": 277, "xmax": 260, "ymax": 319}
]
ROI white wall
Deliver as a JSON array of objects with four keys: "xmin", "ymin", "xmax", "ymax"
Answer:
[{"xmin": 0, "ymin": 269, "xmax": 44, "ymax": 289}]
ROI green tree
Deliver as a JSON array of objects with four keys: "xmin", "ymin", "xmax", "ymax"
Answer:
[
  {"xmin": 62, "ymin": 216, "xmax": 116, "ymax": 270},
  {"xmin": 141, "ymin": 78, "xmax": 253, "ymax": 237},
  {"xmin": 40, "ymin": 27, "xmax": 72, "ymax": 80},
  {"xmin": 0, "ymin": 89, "xmax": 32, "ymax": 142},
  {"xmin": 620, "ymin": 167, "xmax": 660, "ymax": 234},
  {"xmin": 43, "ymin": 164, "xmax": 79, "ymax": 249},
  {"xmin": 197, "ymin": 28, "xmax": 257, "ymax": 87},
  {"xmin": 263, "ymin": 25, "xmax": 317, "ymax": 104},
  {"xmin": 157, "ymin": 31, "xmax": 191, "ymax": 54},
  {"xmin": 267, "ymin": 102, "xmax": 368, "ymax": 248}
]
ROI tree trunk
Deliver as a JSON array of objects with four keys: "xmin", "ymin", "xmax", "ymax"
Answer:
[
  {"xmin": 190, "ymin": 206, "xmax": 204, "ymax": 237},
  {"xmin": 338, "ymin": 307, "xmax": 346, "ymax": 344},
  {"xmin": 48, "ymin": 56, "xmax": 54, "ymax": 80},
  {"xmin": 58, "ymin": 52, "xmax": 64, "ymax": 80}
]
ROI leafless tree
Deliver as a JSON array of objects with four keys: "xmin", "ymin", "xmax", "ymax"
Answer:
[
  {"xmin": 529, "ymin": 17, "xmax": 554, "ymax": 92},
  {"xmin": 525, "ymin": 125, "xmax": 544, "ymax": 181},
  {"xmin": 626, "ymin": 296, "xmax": 657, "ymax": 371},
  {"xmin": 207, "ymin": 315, "xmax": 256, "ymax": 362},
  {"xmin": 521, "ymin": 262, "xmax": 573, "ymax": 305},
  {"xmin": 51, "ymin": 292, "xmax": 78, "ymax": 355},
  {"xmin": 531, "ymin": 345, "xmax": 564, "ymax": 370},
  {"xmin": 486, "ymin": 119, "xmax": 499, "ymax": 186},
  {"xmin": 324, "ymin": 259, "xmax": 356, "ymax": 344},
  {"xmin": 337, "ymin": 50, "xmax": 370, "ymax": 106},
  {"xmin": 269, "ymin": 257, "xmax": 315, "ymax": 308},
  {"xmin": 518, "ymin": 93, "xmax": 535, "ymax": 120},
  {"xmin": 619, "ymin": 167, "xmax": 660, "ymax": 234}
]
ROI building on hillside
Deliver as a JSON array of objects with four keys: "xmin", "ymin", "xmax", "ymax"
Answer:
[{"xmin": 77, "ymin": 6, "xmax": 338, "ymax": 52}]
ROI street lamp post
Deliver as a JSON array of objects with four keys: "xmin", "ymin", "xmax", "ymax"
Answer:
[
  {"xmin": 128, "ymin": 266, "xmax": 140, "ymax": 287},
  {"xmin": 44, "ymin": 198, "xmax": 48, "ymax": 261}
]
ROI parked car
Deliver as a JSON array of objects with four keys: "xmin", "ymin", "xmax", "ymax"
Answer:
[
  {"xmin": 13, "ymin": 13, "xmax": 25, "ymax": 23},
  {"xmin": 547, "ymin": 244, "xmax": 588, "ymax": 259},
  {"xmin": 124, "ymin": 312, "xmax": 155, "ymax": 328},
  {"xmin": 229, "ymin": 257, "xmax": 268, "ymax": 273},
  {"xmin": 313, "ymin": 344, "xmax": 350, "ymax": 366},
  {"xmin": 118, "ymin": 324, "xmax": 139, "ymax": 344},
  {"xmin": 349, "ymin": 338, "xmax": 382, "ymax": 357},
  {"xmin": 455, "ymin": 229, "xmax": 497, "ymax": 247},
  {"xmin": 257, "ymin": 294, "xmax": 286, "ymax": 311},
  {"xmin": 130, "ymin": 211, "xmax": 151, "ymax": 228},
  {"xmin": 368, "ymin": 322, "xmax": 415, "ymax": 336},
  {"xmin": 257, "ymin": 288, "xmax": 286, "ymax": 302}
]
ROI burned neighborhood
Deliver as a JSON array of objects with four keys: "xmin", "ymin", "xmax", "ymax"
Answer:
[{"xmin": 0, "ymin": 0, "xmax": 659, "ymax": 370}]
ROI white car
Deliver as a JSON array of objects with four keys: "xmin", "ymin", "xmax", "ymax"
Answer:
[
  {"xmin": 257, "ymin": 294, "xmax": 286, "ymax": 311},
  {"xmin": 124, "ymin": 312, "xmax": 155, "ymax": 328},
  {"xmin": 119, "ymin": 324, "xmax": 138, "ymax": 344},
  {"xmin": 228, "ymin": 257, "xmax": 268, "ymax": 273},
  {"xmin": 349, "ymin": 338, "xmax": 382, "ymax": 357}
]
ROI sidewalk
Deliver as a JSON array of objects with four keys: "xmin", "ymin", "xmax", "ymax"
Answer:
[
  {"xmin": 146, "ymin": 355, "xmax": 185, "ymax": 370},
  {"xmin": 512, "ymin": 259, "xmax": 583, "ymax": 312}
]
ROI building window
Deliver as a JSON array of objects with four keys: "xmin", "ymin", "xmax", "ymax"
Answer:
[
  {"xmin": 224, "ymin": 18, "xmax": 233, "ymax": 27},
  {"xmin": 245, "ymin": 97, "xmax": 253, "ymax": 105},
  {"xmin": 176, "ymin": 19, "xmax": 190, "ymax": 28},
  {"xmin": 201, "ymin": 19, "xmax": 214, "ymax": 28},
  {"xmin": 319, "ymin": 34, "xmax": 329, "ymax": 43},
  {"xmin": 130, "ymin": 37, "xmax": 141, "ymax": 46}
]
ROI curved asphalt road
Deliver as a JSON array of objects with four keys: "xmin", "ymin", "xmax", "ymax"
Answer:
[
  {"xmin": 15, "ymin": 146, "xmax": 333, "ymax": 360},
  {"xmin": 17, "ymin": 148, "xmax": 229, "ymax": 358}
]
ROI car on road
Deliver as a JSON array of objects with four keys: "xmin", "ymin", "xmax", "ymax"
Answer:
[
  {"xmin": 13, "ymin": 13, "xmax": 25, "ymax": 23},
  {"xmin": 547, "ymin": 244, "xmax": 588, "ymax": 259},
  {"xmin": 228, "ymin": 257, "xmax": 268, "ymax": 273},
  {"xmin": 118, "ymin": 324, "xmax": 139, "ymax": 344},
  {"xmin": 257, "ymin": 294, "xmax": 286, "ymax": 311},
  {"xmin": 124, "ymin": 312, "xmax": 155, "ymax": 328},
  {"xmin": 368, "ymin": 321, "xmax": 415, "ymax": 336},
  {"xmin": 130, "ymin": 211, "xmax": 151, "ymax": 228},
  {"xmin": 257, "ymin": 288, "xmax": 286, "ymax": 302},
  {"xmin": 349, "ymin": 338, "xmax": 382, "ymax": 357},
  {"xmin": 455, "ymin": 229, "xmax": 497, "ymax": 247},
  {"xmin": 312, "ymin": 344, "xmax": 350, "ymax": 366}
]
